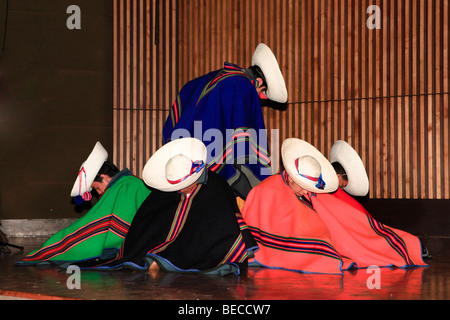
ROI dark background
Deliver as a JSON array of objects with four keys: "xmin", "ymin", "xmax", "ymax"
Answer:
[{"xmin": 0, "ymin": 1, "xmax": 113, "ymax": 219}]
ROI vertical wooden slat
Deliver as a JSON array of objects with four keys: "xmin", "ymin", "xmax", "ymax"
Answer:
[
  {"xmin": 113, "ymin": 0, "xmax": 118, "ymax": 166},
  {"xmin": 113, "ymin": 0, "xmax": 177, "ymax": 177},
  {"xmin": 144, "ymin": 0, "xmax": 150, "ymax": 162},
  {"xmin": 414, "ymin": 0, "xmax": 420, "ymax": 198},
  {"xmin": 117, "ymin": 0, "xmax": 125, "ymax": 171},
  {"xmin": 444, "ymin": 0, "xmax": 449, "ymax": 198},
  {"xmin": 390, "ymin": 0, "xmax": 397, "ymax": 198},
  {"xmin": 435, "ymin": 0, "xmax": 442, "ymax": 199},
  {"xmin": 397, "ymin": 0, "xmax": 404, "ymax": 198}
]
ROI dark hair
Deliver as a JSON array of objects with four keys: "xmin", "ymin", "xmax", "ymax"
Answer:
[
  {"xmin": 332, "ymin": 162, "xmax": 348, "ymax": 180},
  {"xmin": 247, "ymin": 65, "xmax": 267, "ymax": 88},
  {"xmin": 94, "ymin": 161, "xmax": 120, "ymax": 182}
]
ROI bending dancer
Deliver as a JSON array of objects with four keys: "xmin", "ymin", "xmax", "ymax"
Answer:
[
  {"xmin": 75, "ymin": 138, "xmax": 258, "ymax": 276},
  {"xmin": 163, "ymin": 43, "xmax": 288, "ymax": 199},
  {"xmin": 242, "ymin": 138, "xmax": 352, "ymax": 274},
  {"xmin": 17, "ymin": 142, "xmax": 150, "ymax": 266},
  {"xmin": 243, "ymin": 138, "xmax": 428, "ymax": 274},
  {"xmin": 314, "ymin": 140, "xmax": 429, "ymax": 266}
]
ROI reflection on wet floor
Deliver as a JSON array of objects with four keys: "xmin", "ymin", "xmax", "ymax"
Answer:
[{"xmin": 0, "ymin": 237, "xmax": 448, "ymax": 300}]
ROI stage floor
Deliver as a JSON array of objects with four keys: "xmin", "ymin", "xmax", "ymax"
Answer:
[{"xmin": 0, "ymin": 236, "xmax": 448, "ymax": 301}]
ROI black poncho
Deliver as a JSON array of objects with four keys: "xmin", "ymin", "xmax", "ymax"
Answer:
[{"xmin": 75, "ymin": 171, "xmax": 258, "ymax": 276}]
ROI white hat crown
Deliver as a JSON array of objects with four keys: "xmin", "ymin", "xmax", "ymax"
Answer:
[
  {"xmin": 142, "ymin": 138, "xmax": 207, "ymax": 192},
  {"xmin": 70, "ymin": 141, "xmax": 108, "ymax": 203},
  {"xmin": 166, "ymin": 155, "xmax": 192, "ymax": 183},
  {"xmin": 282, "ymin": 138, "xmax": 338, "ymax": 194},
  {"xmin": 296, "ymin": 156, "xmax": 321, "ymax": 178},
  {"xmin": 165, "ymin": 154, "xmax": 205, "ymax": 187}
]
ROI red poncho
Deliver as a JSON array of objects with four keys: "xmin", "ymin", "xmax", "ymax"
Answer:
[
  {"xmin": 312, "ymin": 188, "xmax": 427, "ymax": 268},
  {"xmin": 242, "ymin": 172, "xmax": 427, "ymax": 274},
  {"xmin": 242, "ymin": 173, "xmax": 352, "ymax": 274}
]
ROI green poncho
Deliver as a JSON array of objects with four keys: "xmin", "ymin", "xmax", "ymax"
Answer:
[{"xmin": 17, "ymin": 170, "xmax": 151, "ymax": 265}]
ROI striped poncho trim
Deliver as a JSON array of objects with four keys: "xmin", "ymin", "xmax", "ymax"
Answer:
[
  {"xmin": 21, "ymin": 214, "xmax": 130, "ymax": 262},
  {"xmin": 146, "ymin": 184, "xmax": 250, "ymax": 266},
  {"xmin": 248, "ymin": 226, "xmax": 342, "ymax": 261},
  {"xmin": 219, "ymin": 212, "xmax": 255, "ymax": 264},
  {"xmin": 148, "ymin": 184, "xmax": 202, "ymax": 255},
  {"xmin": 169, "ymin": 94, "xmax": 182, "ymax": 128},
  {"xmin": 168, "ymin": 64, "xmax": 251, "ymax": 128},
  {"xmin": 196, "ymin": 65, "xmax": 251, "ymax": 106},
  {"xmin": 206, "ymin": 127, "xmax": 272, "ymax": 174},
  {"xmin": 367, "ymin": 216, "xmax": 416, "ymax": 266},
  {"xmin": 235, "ymin": 212, "xmax": 250, "ymax": 231}
]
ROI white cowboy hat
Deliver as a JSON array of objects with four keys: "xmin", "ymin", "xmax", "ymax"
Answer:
[
  {"xmin": 282, "ymin": 138, "xmax": 338, "ymax": 194},
  {"xmin": 70, "ymin": 141, "xmax": 108, "ymax": 200},
  {"xmin": 142, "ymin": 137, "xmax": 207, "ymax": 192},
  {"xmin": 329, "ymin": 140, "xmax": 369, "ymax": 196},
  {"xmin": 252, "ymin": 43, "xmax": 288, "ymax": 103}
]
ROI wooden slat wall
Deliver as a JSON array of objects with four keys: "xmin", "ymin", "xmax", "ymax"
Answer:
[
  {"xmin": 114, "ymin": 0, "xmax": 449, "ymax": 200},
  {"xmin": 113, "ymin": 0, "xmax": 177, "ymax": 178}
]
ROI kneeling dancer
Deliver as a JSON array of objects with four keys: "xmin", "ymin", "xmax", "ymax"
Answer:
[{"xmin": 75, "ymin": 138, "xmax": 258, "ymax": 276}]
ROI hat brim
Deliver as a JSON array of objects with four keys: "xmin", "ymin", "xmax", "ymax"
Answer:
[
  {"xmin": 70, "ymin": 142, "xmax": 108, "ymax": 197},
  {"xmin": 252, "ymin": 43, "xmax": 288, "ymax": 103},
  {"xmin": 142, "ymin": 138, "xmax": 207, "ymax": 192},
  {"xmin": 282, "ymin": 138, "xmax": 338, "ymax": 194},
  {"xmin": 329, "ymin": 140, "xmax": 369, "ymax": 196}
]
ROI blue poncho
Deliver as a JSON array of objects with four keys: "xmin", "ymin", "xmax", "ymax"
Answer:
[{"xmin": 163, "ymin": 63, "xmax": 272, "ymax": 192}]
